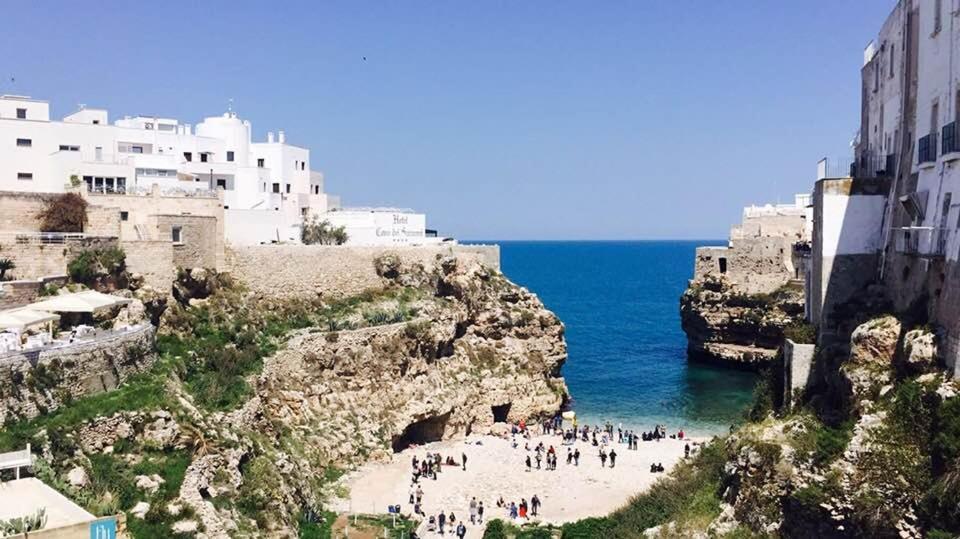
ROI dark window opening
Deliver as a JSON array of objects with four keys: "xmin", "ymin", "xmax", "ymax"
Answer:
[
  {"xmin": 491, "ymin": 403, "xmax": 512, "ymax": 423},
  {"xmin": 200, "ymin": 153, "xmax": 208, "ymax": 163},
  {"xmin": 16, "ymin": 138, "xmax": 31, "ymax": 147},
  {"xmin": 16, "ymin": 108, "xmax": 26, "ymax": 119},
  {"xmin": 226, "ymin": 151, "xmax": 234, "ymax": 162},
  {"xmin": 718, "ymin": 257, "xmax": 728, "ymax": 274},
  {"xmin": 183, "ymin": 152, "xmax": 192, "ymax": 162},
  {"xmin": 272, "ymin": 183, "xmax": 280, "ymax": 193},
  {"xmin": 257, "ymin": 158, "xmax": 265, "ymax": 168},
  {"xmin": 285, "ymin": 183, "xmax": 291, "ymax": 194},
  {"xmin": 216, "ymin": 178, "xmax": 227, "ymax": 189},
  {"xmin": 120, "ymin": 211, "xmax": 129, "ymax": 221},
  {"xmin": 391, "ymin": 412, "xmax": 451, "ymax": 453}
]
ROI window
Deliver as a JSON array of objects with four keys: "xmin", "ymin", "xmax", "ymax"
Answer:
[
  {"xmin": 144, "ymin": 122, "xmax": 154, "ymax": 130},
  {"xmin": 718, "ymin": 257, "xmax": 727, "ymax": 274},
  {"xmin": 216, "ymin": 178, "xmax": 227, "ymax": 189},
  {"xmin": 132, "ymin": 145, "xmax": 143, "ymax": 154},
  {"xmin": 172, "ymin": 226, "xmax": 183, "ymax": 244},
  {"xmin": 873, "ymin": 59, "xmax": 879, "ymax": 92},
  {"xmin": 184, "ymin": 152, "xmax": 192, "ymax": 162},
  {"xmin": 226, "ymin": 151, "xmax": 234, "ymax": 162},
  {"xmin": 58, "ymin": 145, "xmax": 79, "ymax": 152},
  {"xmin": 120, "ymin": 211, "xmax": 129, "ymax": 221},
  {"xmin": 935, "ymin": 0, "xmax": 943, "ymax": 34},
  {"xmin": 301, "ymin": 161, "xmax": 306, "ymax": 171},
  {"xmin": 932, "ymin": 100, "xmax": 940, "ymax": 134},
  {"xmin": 15, "ymin": 108, "xmax": 26, "ymax": 119},
  {"xmin": 889, "ymin": 44, "xmax": 895, "ymax": 78},
  {"xmin": 16, "ymin": 138, "xmax": 31, "ymax": 147},
  {"xmin": 158, "ymin": 124, "xmax": 175, "ymax": 132},
  {"xmin": 92, "ymin": 120, "xmax": 100, "ymax": 125},
  {"xmin": 285, "ymin": 183, "xmax": 291, "ymax": 194},
  {"xmin": 313, "ymin": 185, "xmax": 320, "ymax": 194},
  {"xmin": 272, "ymin": 182, "xmax": 280, "ymax": 193},
  {"xmin": 257, "ymin": 158, "xmax": 265, "ymax": 168},
  {"xmin": 200, "ymin": 153, "xmax": 208, "ymax": 163},
  {"xmin": 17, "ymin": 172, "xmax": 32, "ymax": 180}
]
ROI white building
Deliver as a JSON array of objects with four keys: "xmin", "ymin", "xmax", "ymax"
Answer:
[
  {"xmin": 0, "ymin": 94, "xmax": 443, "ymax": 246},
  {"xmin": 323, "ymin": 207, "xmax": 445, "ymax": 246}
]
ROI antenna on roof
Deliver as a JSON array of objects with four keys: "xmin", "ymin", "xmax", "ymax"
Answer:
[
  {"xmin": 227, "ymin": 98, "xmax": 234, "ymax": 113},
  {"xmin": 78, "ymin": 103, "xmax": 87, "ymax": 110}
]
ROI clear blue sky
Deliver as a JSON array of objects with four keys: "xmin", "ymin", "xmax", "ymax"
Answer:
[{"xmin": 1, "ymin": 1, "xmax": 891, "ymax": 240}]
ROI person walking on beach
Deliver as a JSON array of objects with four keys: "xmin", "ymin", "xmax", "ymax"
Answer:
[
  {"xmin": 470, "ymin": 497, "xmax": 478, "ymax": 524},
  {"xmin": 438, "ymin": 511, "xmax": 446, "ymax": 535},
  {"xmin": 456, "ymin": 522, "xmax": 467, "ymax": 539},
  {"xmin": 536, "ymin": 453, "xmax": 542, "ymax": 469},
  {"xmin": 531, "ymin": 494, "xmax": 541, "ymax": 516},
  {"xmin": 416, "ymin": 486, "xmax": 424, "ymax": 504},
  {"xmin": 685, "ymin": 443, "xmax": 691, "ymax": 458},
  {"xmin": 599, "ymin": 448, "xmax": 607, "ymax": 468},
  {"xmin": 573, "ymin": 448, "xmax": 580, "ymax": 466},
  {"xmin": 462, "ymin": 452, "xmax": 468, "ymax": 471},
  {"xmin": 526, "ymin": 455, "xmax": 532, "ymax": 471},
  {"xmin": 478, "ymin": 501, "xmax": 485, "ymax": 523},
  {"xmin": 609, "ymin": 449, "xmax": 617, "ymax": 468}
]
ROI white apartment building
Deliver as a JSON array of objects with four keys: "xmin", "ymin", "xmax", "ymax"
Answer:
[{"xmin": 0, "ymin": 94, "xmax": 443, "ymax": 246}]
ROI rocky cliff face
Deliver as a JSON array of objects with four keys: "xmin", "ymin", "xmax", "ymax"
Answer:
[
  {"xmin": 5, "ymin": 253, "xmax": 567, "ymax": 537},
  {"xmin": 686, "ymin": 314, "xmax": 959, "ymax": 539},
  {"xmin": 680, "ymin": 276, "xmax": 806, "ymax": 368}
]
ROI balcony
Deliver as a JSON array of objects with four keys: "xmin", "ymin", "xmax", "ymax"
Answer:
[
  {"xmin": 893, "ymin": 226, "xmax": 947, "ymax": 258},
  {"xmin": 943, "ymin": 122, "xmax": 959, "ymax": 160},
  {"xmin": 918, "ymin": 133, "xmax": 937, "ymax": 165}
]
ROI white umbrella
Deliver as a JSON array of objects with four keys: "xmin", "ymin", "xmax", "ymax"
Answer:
[
  {"xmin": 0, "ymin": 309, "xmax": 60, "ymax": 330},
  {"xmin": 27, "ymin": 290, "xmax": 131, "ymax": 313}
]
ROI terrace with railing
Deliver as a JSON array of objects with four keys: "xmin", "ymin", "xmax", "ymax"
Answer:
[
  {"xmin": 893, "ymin": 226, "xmax": 947, "ymax": 258},
  {"xmin": 918, "ymin": 133, "xmax": 938, "ymax": 165}
]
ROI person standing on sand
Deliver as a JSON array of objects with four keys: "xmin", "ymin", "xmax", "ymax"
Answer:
[
  {"xmin": 456, "ymin": 522, "xmax": 467, "ymax": 539},
  {"xmin": 478, "ymin": 501, "xmax": 485, "ymax": 523},
  {"xmin": 526, "ymin": 455, "xmax": 532, "ymax": 471},
  {"xmin": 609, "ymin": 449, "xmax": 617, "ymax": 468},
  {"xmin": 535, "ymin": 453, "xmax": 542, "ymax": 469},
  {"xmin": 416, "ymin": 486, "xmax": 424, "ymax": 504},
  {"xmin": 462, "ymin": 453, "xmax": 467, "ymax": 471},
  {"xmin": 470, "ymin": 497, "xmax": 478, "ymax": 524},
  {"xmin": 599, "ymin": 448, "xmax": 607, "ymax": 468},
  {"xmin": 574, "ymin": 448, "xmax": 580, "ymax": 466},
  {"xmin": 531, "ymin": 494, "xmax": 541, "ymax": 516},
  {"xmin": 438, "ymin": 511, "xmax": 446, "ymax": 535}
]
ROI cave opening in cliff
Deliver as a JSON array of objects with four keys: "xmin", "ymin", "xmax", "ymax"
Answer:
[
  {"xmin": 392, "ymin": 411, "xmax": 452, "ymax": 452},
  {"xmin": 491, "ymin": 403, "xmax": 511, "ymax": 423},
  {"xmin": 718, "ymin": 257, "xmax": 727, "ymax": 274}
]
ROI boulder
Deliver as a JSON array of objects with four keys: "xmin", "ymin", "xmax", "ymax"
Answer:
[
  {"xmin": 66, "ymin": 466, "xmax": 88, "ymax": 488},
  {"xmin": 131, "ymin": 501, "xmax": 151, "ymax": 519},
  {"xmin": 902, "ymin": 329, "xmax": 938, "ymax": 374},
  {"xmin": 849, "ymin": 316, "xmax": 901, "ymax": 366}
]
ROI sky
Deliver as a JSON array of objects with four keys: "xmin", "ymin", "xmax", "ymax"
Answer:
[{"xmin": 0, "ymin": 1, "xmax": 893, "ymax": 240}]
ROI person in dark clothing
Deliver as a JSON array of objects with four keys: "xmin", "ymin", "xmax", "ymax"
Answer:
[
  {"xmin": 531, "ymin": 494, "xmax": 541, "ymax": 516},
  {"xmin": 526, "ymin": 455, "xmax": 532, "ymax": 471},
  {"xmin": 462, "ymin": 453, "xmax": 468, "ymax": 471},
  {"xmin": 438, "ymin": 512, "xmax": 446, "ymax": 535},
  {"xmin": 609, "ymin": 449, "xmax": 617, "ymax": 468},
  {"xmin": 573, "ymin": 448, "xmax": 580, "ymax": 466}
]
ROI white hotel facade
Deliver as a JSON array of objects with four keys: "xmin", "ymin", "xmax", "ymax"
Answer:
[{"xmin": 0, "ymin": 94, "xmax": 443, "ymax": 246}]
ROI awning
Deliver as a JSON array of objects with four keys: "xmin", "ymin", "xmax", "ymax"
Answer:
[
  {"xmin": 0, "ymin": 309, "xmax": 60, "ymax": 331},
  {"xmin": 26, "ymin": 291, "xmax": 132, "ymax": 313}
]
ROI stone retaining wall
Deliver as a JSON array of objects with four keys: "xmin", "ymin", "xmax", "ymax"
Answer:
[
  {"xmin": 0, "ymin": 237, "xmax": 119, "ymax": 281},
  {"xmin": 226, "ymin": 244, "xmax": 500, "ymax": 300},
  {"xmin": 0, "ymin": 324, "xmax": 157, "ymax": 423},
  {"xmin": 0, "ymin": 275, "xmax": 68, "ymax": 310}
]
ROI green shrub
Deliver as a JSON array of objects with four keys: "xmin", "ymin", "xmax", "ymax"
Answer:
[
  {"xmin": 67, "ymin": 246, "xmax": 127, "ymax": 286},
  {"xmin": 783, "ymin": 322, "xmax": 816, "ymax": 344},
  {"xmin": 560, "ymin": 517, "xmax": 614, "ymax": 538},
  {"xmin": 302, "ymin": 217, "xmax": 348, "ymax": 245},
  {"xmin": 483, "ymin": 519, "xmax": 508, "ymax": 539}
]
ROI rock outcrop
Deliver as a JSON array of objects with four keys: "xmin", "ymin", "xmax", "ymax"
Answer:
[{"xmin": 680, "ymin": 276, "xmax": 806, "ymax": 368}]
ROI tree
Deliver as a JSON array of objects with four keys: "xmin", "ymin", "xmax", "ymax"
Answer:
[
  {"xmin": 301, "ymin": 217, "xmax": 348, "ymax": 245},
  {"xmin": 0, "ymin": 258, "xmax": 14, "ymax": 281},
  {"xmin": 37, "ymin": 193, "xmax": 88, "ymax": 233}
]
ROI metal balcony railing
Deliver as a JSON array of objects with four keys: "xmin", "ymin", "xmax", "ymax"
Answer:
[
  {"xmin": 919, "ymin": 133, "xmax": 938, "ymax": 164},
  {"xmin": 944, "ymin": 122, "xmax": 958, "ymax": 155},
  {"xmin": 893, "ymin": 226, "xmax": 947, "ymax": 257}
]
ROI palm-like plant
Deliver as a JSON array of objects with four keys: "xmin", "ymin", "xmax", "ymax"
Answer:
[{"xmin": 0, "ymin": 258, "xmax": 14, "ymax": 281}]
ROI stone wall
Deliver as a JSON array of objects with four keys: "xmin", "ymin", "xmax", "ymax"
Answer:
[
  {"xmin": 156, "ymin": 214, "xmax": 219, "ymax": 269},
  {"xmin": 0, "ymin": 190, "xmax": 119, "ymax": 236},
  {"xmin": 782, "ymin": 338, "xmax": 816, "ymax": 410},
  {"xmin": 0, "ymin": 324, "xmax": 156, "ymax": 423},
  {"xmin": 694, "ymin": 236, "xmax": 796, "ymax": 295},
  {"xmin": 226, "ymin": 244, "xmax": 500, "ymax": 300},
  {"xmin": 0, "ymin": 275, "xmax": 68, "ymax": 310},
  {"xmin": 123, "ymin": 240, "xmax": 176, "ymax": 292},
  {"xmin": 0, "ymin": 237, "xmax": 119, "ymax": 281}
]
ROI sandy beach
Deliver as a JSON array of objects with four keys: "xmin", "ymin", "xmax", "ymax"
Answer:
[{"xmin": 334, "ymin": 430, "xmax": 708, "ymax": 537}]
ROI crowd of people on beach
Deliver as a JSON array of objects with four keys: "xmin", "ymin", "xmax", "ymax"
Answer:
[{"xmin": 398, "ymin": 414, "xmax": 697, "ymax": 537}]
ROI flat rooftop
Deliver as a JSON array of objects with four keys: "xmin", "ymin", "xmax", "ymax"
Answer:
[{"xmin": 0, "ymin": 478, "xmax": 94, "ymax": 529}]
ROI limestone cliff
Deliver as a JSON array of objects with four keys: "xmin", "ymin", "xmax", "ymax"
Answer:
[
  {"xmin": 680, "ymin": 276, "xmax": 806, "ymax": 368},
  {"xmin": 1, "ymin": 252, "xmax": 567, "ymax": 538}
]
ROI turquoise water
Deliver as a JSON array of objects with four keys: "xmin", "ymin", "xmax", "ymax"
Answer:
[{"xmin": 488, "ymin": 240, "xmax": 758, "ymax": 436}]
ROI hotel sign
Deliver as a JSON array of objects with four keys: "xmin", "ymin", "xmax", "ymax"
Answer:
[{"xmin": 375, "ymin": 213, "xmax": 425, "ymax": 238}]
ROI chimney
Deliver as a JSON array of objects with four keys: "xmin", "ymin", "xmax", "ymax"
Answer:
[
  {"xmin": 278, "ymin": 130, "xmax": 286, "ymax": 144},
  {"xmin": 267, "ymin": 131, "xmax": 275, "ymax": 143}
]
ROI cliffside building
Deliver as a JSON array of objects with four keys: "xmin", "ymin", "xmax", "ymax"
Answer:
[
  {"xmin": 0, "ymin": 94, "xmax": 444, "ymax": 248},
  {"xmin": 693, "ymin": 193, "xmax": 811, "ymax": 295},
  {"xmin": 810, "ymin": 0, "xmax": 960, "ymax": 376}
]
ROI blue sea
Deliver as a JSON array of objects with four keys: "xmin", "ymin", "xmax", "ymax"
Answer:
[{"xmin": 483, "ymin": 240, "xmax": 757, "ymax": 436}]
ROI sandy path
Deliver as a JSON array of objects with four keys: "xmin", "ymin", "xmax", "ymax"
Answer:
[{"xmin": 334, "ymin": 432, "xmax": 706, "ymax": 538}]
